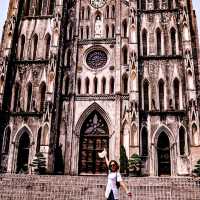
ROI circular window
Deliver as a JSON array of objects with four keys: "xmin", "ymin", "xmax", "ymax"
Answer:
[{"xmin": 86, "ymin": 50, "xmax": 108, "ymax": 69}]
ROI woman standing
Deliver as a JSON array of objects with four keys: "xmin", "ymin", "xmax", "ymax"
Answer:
[{"xmin": 102, "ymin": 150, "xmax": 132, "ymax": 200}]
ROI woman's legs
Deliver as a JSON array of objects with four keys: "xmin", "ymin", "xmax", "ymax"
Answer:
[{"xmin": 107, "ymin": 190, "xmax": 115, "ymax": 200}]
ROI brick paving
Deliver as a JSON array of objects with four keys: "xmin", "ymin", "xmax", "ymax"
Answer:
[{"xmin": 0, "ymin": 175, "xmax": 199, "ymax": 200}]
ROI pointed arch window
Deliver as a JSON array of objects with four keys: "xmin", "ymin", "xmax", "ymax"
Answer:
[
  {"xmin": 158, "ymin": 79, "xmax": 164, "ymax": 111},
  {"xmin": 110, "ymin": 77, "xmax": 115, "ymax": 94},
  {"xmin": 122, "ymin": 74, "xmax": 128, "ymax": 94},
  {"xmin": 94, "ymin": 77, "xmax": 98, "ymax": 94},
  {"xmin": 141, "ymin": 127, "xmax": 148, "ymax": 156},
  {"xmin": 179, "ymin": 127, "xmax": 186, "ymax": 155},
  {"xmin": 45, "ymin": 34, "xmax": 51, "ymax": 59},
  {"xmin": 13, "ymin": 82, "xmax": 21, "ymax": 112},
  {"xmin": 2, "ymin": 127, "xmax": 11, "ymax": 154},
  {"xmin": 141, "ymin": 0, "xmax": 146, "ymax": 10},
  {"xmin": 102, "ymin": 77, "xmax": 106, "ymax": 94},
  {"xmin": 85, "ymin": 77, "xmax": 90, "ymax": 94},
  {"xmin": 78, "ymin": 78, "xmax": 81, "ymax": 94},
  {"xmin": 20, "ymin": 35, "xmax": 25, "ymax": 60},
  {"xmin": 142, "ymin": 29, "xmax": 147, "ymax": 56},
  {"xmin": 154, "ymin": 0, "xmax": 160, "ymax": 9},
  {"xmin": 143, "ymin": 80, "xmax": 149, "ymax": 111},
  {"xmin": 33, "ymin": 34, "xmax": 38, "ymax": 60},
  {"xmin": 156, "ymin": 28, "xmax": 162, "ymax": 55},
  {"xmin": 173, "ymin": 78, "xmax": 179, "ymax": 110},
  {"xmin": 111, "ymin": 5, "xmax": 115, "ymax": 18},
  {"xmin": 40, "ymin": 82, "xmax": 46, "ymax": 112},
  {"xmin": 171, "ymin": 28, "xmax": 176, "ymax": 55}
]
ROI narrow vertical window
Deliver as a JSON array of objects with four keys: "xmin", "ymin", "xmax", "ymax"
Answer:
[
  {"xmin": 112, "ymin": 24, "xmax": 115, "ymax": 38},
  {"xmin": 154, "ymin": 0, "xmax": 160, "ymax": 9},
  {"xmin": 65, "ymin": 76, "xmax": 69, "ymax": 95},
  {"xmin": 48, "ymin": 0, "xmax": 55, "ymax": 15},
  {"xmin": 45, "ymin": 34, "xmax": 51, "ymax": 59},
  {"xmin": 81, "ymin": 27, "xmax": 83, "ymax": 40},
  {"xmin": 40, "ymin": 82, "xmax": 46, "ymax": 112},
  {"xmin": 13, "ymin": 83, "xmax": 21, "ymax": 112},
  {"xmin": 156, "ymin": 28, "xmax": 162, "ymax": 56},
  {"xmin": 69, "ymin": 26, "xmax": 73, "ymax": 40},
  {"xmin": 78, "ymin": 78, "xmax": 81, "ymax": 94},
  {"xmin": 122, "ymin": 74, "xmax": 128, "ymax": 94},
  {"xmin": 179, "ymin": 127, "xmax": 185, "ymax": 155},
  {"xmin": 173, "ymin": 78, "xmax": 179, "ymax": 110},
  {"xmin": 33, "ymin": 34, "xmax": 38, "ymax": 60},
  {"xmin": 123, "ymin": 20, "xmax": 127, "ymax": 37},
  {"xmin": 87, "ymin": 6, "xmax": 90, "ymax": 19},
  {"xmin": 36, "ymin": 1, "xmax": 43, "ymax": 16},
  {"xmin": 111, "ymin": 5, "xmax": 115, "ymax": 18},
  {"xmin": 142, "ymin": 29, "xmax": 147, "ymax": 56},
  {"xmin": 67, "ymin": 49, "xmax": 71, "ymax": 67},
  {"xmin": 36, "ymin": 128, "xmax": 42, "ymax": 153},
  {"xmin": 141, "ymin": 127, "xmax": 148, "ymax": 156},
  {"xmin": 171, "ymin": 28, "xmax": 176, "ymax": 55},
  {"xmin": 123, "ymin": 47, "xmax": 128, "ymax": 65},
  {"xmin": 24, "ymin": 0, "xmax": 31, "ymax": 16},
  {"xmin": 20, "ymin": 35, "xmax": 25, "ymax": 60},
  {"xmin": 168, "ymin": 0, "xmax": 173, "ymax": 9},
  {"xmin": 106, "ymin": 25, "xmax": 109, "ymax": 38},
  {"xmin": 86, "ymin": 26, "xmax": 89, "ymax": 39},
  {"xmin": 85, "ymin": 77, "xmax": 90, "ymax": 94},
  {"xmin": 3, "ymin": 127, "xmax": 11, "ymax": 154},
  {"xmin": 143, "ymin": 80, "xmax": 149, "ymax": 111},
  {"xmin": 158, "ymin": 79, "xmax": 164, "ymax": 111},
  {"xmin": 110, "ymin": 77, "xmax": 115, "ymax": 94},
  {"xmin": 27, "ymin": 82, "xmax": 32, "ymax": 111},
  {"xmin": 102, "ymin": 77, "xmax": 106, "ymax": 94},
  {"xmin": 106, "ymin": 6, "xmax": 109, "ymax": 18},
  {"xmin": 81, "ymin": 7, "xmax": 85, "ymax": 20},
  {"xmin": 141, "ymin": 0, "xmax": 146, "ymax": 10},
  {"xmin": 94, "ymin": 77, "xmax": 98, "ymax": 94}
]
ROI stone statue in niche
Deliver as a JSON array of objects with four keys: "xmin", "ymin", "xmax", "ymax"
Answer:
[{"xmin": 95, "ymin": 15, "xmax": 103, "ymax": 38}]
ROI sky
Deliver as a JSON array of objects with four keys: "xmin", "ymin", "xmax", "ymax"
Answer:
[{"xmin": 0, "ymin": 0, "xmax": 200, "ymax": 40}]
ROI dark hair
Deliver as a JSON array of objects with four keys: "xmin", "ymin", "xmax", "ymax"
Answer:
[{"xmin": 109, "ymin": 160, "xmax": 119, "ymax": 171}]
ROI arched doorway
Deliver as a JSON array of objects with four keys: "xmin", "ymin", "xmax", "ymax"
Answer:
[
  {"xmin": 16, "ymin": 132, "xmax": 30, "ymax": 173},
  {"xmin": 79, "ymin": 111, "xmax": 109, "ymax": 174},
  {"xmin": 157, "ymin": 132, "xmax": 171, "ymax": 176}
]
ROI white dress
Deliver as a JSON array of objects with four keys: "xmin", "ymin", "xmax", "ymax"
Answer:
[{"xmin": 105, "ymin": 171, "xmax": 122, "ymax": 199}]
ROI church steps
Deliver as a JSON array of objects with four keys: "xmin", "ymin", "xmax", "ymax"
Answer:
[{"xmin": 0, "ymin": 175, "xmax": 199, "ymax": 199}]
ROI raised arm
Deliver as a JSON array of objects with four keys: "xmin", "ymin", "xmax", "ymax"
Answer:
[{"xmin": 105, "ymin": 154, "xmax": 109, "ymax": 168}]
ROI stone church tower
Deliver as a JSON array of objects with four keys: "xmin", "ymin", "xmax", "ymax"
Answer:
[{"xmin": 0, "ymin": 0, "xmax": 200, "ymax": 176}]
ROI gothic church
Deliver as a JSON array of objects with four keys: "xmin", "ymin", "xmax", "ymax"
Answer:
[{"xmin": 0, "ymin": 0, "xmax": 200, "ymax": 176}]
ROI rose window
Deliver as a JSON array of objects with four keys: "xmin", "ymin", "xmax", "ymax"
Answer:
[{"xmin": 86, "ymin": 50, "xmax": 107, "ymax": 69}]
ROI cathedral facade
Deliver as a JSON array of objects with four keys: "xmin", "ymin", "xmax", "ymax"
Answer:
[{"xmin": 0, "ymin": 0, "xmax": 200, "ymax": 176}]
